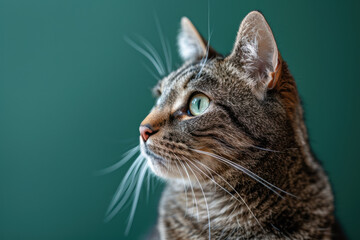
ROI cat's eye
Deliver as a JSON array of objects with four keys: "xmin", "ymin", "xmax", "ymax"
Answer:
[{"xmin": 188, "ymin": 93, "xmax": 210, "ymax": 116}]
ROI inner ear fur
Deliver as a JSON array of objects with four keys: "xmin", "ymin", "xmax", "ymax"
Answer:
[
  {"xmin": 227, "ymin": 11, "xmax": 282, "ymax": 99},
  {"xmin": 177, "ymin": 17, "xmax": 218, "ymax": 62}
]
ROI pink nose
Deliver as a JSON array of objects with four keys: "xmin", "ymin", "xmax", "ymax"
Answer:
[{"xmin": 139, "ymin": 125, "xmax": 155, "ymax": 142}]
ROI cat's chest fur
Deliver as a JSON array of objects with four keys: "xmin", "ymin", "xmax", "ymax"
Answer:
[{"xmin": 155, "ymin": 166, "xmax": 334, "ymax": 240}]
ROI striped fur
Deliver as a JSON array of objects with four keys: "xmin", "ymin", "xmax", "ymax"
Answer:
[{"xmin": 141, "ymin": 11, "xmax": 337, "ymax": 239}]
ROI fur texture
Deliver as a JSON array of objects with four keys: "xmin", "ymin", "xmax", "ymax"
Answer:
[{"xmin": 140, "ymin": 11, "xmax": 339, "ymax": 239}]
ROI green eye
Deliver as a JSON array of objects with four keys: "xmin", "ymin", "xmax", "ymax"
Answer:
[{"xmin": 189, "ymin": 93, "xmax": 210, "ymax": 116}]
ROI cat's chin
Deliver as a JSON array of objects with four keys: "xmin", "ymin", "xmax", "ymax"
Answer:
[
  {"xmin": 146, "ymin": 156, "xmax": 178, "ymax": 179},
  {"xmin": 140, "ymin": 141, "xmax": 173, "ymax": 179},
  {"xmin": 146, "ymin": 157, "xmax": 169, "ymax": 178}
]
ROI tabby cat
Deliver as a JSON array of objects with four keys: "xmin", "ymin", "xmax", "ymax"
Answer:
[{"xmin": 138, "ymin": 11, "xmax": 343, "ymax": 239}]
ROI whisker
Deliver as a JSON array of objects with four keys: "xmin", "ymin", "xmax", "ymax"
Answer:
[
  {"xmin": 165, "ymin": 38, "xmax": 173, "ymax": 73},
  {"xmin": 173, "ymin": 155, "xmax": 189, "ymax": 215},
  {"xmin": 124, "ymin": 36, "xmax": 165, "ymax": 76},
  {"xmin": 104, "ymin": 157, "xmax": 148, "ymax": 234},
  {"xmin": 154, "ymin": 14, "xmax": 172, "ymax": 74},
  {"xmin": 183, "ymin": 159, "xmax": 211, "ymax": 240},
  {"xmin": 124, "ymin": 161, "xmax": 148, "ymax": 234},
  {"xmin": 143, "ymin": 63, "xmax": 161, "ymax": 80},
  {"xmin": 196, "ymin": 0, "xmax": 212, "ymax": 79},
  {"xmin": 95, "ymin": 146, "xmax": 139, "ymax": 176},
  {"xmin": 146, "ymin": 166, "xmax": 152, "ymax": 204},
  {"xmin": 105, "ymin": 154, "xmax": 144, "ymax": 216},
  {"xmin": 192, "ymin": 149, "xmax": 296, "ymax": 198},
  {"xmin": 186, "ymin": 158, "xmax": 264, "ymax": 231},
  {"xmin": 196, "ymin": 44, "xmax": 209, "ymax": 79},
  {"xmin": 135, "ymin": 35, "xmax": 166, "ymax": 75},
  {"xmin": 178, "ymin": 158, "xmax": 200, "ymax": 221},
  {"xmin": 249, "ymin": 144, "xmax": 281, "ymax": 153}
]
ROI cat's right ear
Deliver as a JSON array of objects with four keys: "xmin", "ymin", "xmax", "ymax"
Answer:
[{"xmin": 177, "ymin": 17, "xmax": 217, "ymax": 62}]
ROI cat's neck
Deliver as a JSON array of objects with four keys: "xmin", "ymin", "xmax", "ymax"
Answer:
[
  {"xmin": 160, "ymin": 144, "xmax": 334, "ymax": 239},
  {"xmin": 160, "ymin": 177, "xmax": 284, "ymax": 238}
]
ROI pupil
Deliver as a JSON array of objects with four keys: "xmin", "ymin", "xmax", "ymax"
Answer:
[{"xmin": 197, "ymin": 98, "xmax": 201, "ymax": 110}]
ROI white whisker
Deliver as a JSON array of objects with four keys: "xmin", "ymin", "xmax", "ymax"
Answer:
[
  {"xmin": 196, "ymin": 0, "xmax": 212, "ymax": 79},
  {"xmin": 135, "ymin": 35, "xmax": 166, "ymax": 75},
  {"xmin": 95, "ymin": 146, "xmax": 139, "ymax": 176},
  {"xmin": 178, "ymin": 158, "xmax": 199, "ymax": 221},
  {"xmin": 250, "ymin": 144, "xmax": 281, "ymax": 153},
  {"xmin": 192, "ymin": 149, "xmax": 296, "ymax": 198},
  {"xmin": 154, "ymin": 14, "xmax": 172, "ymax": 74},
  {"xmin": 124, "ymin": 162, "xmax": 148, "ymax": 234},
  {"xmin": 173, "ymin": 156, "xmax": 189, "ymax": 215},
  {"xmin": 104, "ymin": 157, "xmax": 148, "ymax": 235},
  {"xmin": 143, "ymin": 63, "xmax": 161, "ymax": 80},
  {"xmin": 146, "ymin": 166, "xmax": 152, "ymax": 204},
  {"xmin": 183, "ymin": 159, "xmax": 211, "ymax": 240},
  {"xmin": 124, "ymin": 36, "xmax": 165, "ymax": 76},
  {"xmin": 105, "ymin": 154, "xmax": 144, "ymax": 216},
  {"xmin": 165, "ymin": 38, "xmax": 173, "ymax": 73},
  {"xmin": 186, "ymin": 158, "xmax": 264, "ymax": 231}
]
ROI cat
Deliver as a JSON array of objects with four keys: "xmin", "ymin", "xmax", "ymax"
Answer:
[{"xmin": 137, "ymin": 11, "xmax": 345, "ymax": 239}]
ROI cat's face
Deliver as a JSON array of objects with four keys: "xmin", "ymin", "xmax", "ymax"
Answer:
[{"xmin": 140, "ymin": 12, "xmax": 297, "ymax": 181}]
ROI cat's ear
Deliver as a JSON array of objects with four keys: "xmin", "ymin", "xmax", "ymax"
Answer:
[
  {"xmin": 228, "ymin": 11, "xmax": 282, "ymax": 100},
  {"xmin": 177, "ymin": 17, "xmax": 217, "ymax": 62}
]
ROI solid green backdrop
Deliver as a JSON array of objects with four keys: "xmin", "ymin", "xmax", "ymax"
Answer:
[{"xmin": 1, "ymin": 0, "xmax": 359, "ymax": 239}]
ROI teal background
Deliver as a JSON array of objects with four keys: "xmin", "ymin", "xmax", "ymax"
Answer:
[{"xmin": 1, "ymin": 0, "xmax": 359, "ymax": 239}]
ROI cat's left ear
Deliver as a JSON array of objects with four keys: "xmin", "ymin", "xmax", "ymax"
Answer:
[
  {"xmin": 228, "ymin": 11, "xmax": 282, "ymax": 100},
  {"xmin": 177, "ymin": 17, "xmax": 218, "ymax": 62}
]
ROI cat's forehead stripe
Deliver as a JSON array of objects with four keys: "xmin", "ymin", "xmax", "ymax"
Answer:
[
  {"xmin": 156, "ymin": 67, "xmax": 199, "ymax": 108},
  {"xmin": 180, "ymin": 61, "xmax": 218, "ymax": 89},
  {"xmin": 166, "ymin": 64, "xmax": 197, "ymax": 84},
  {"xmin": 165, "ymin": 66, "xmax": 198, "ymax": 91}
]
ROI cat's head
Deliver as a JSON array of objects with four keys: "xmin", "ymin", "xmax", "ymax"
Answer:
[{"xmin": 139, "ymin": 11, "xmax": 299, "ymax": 180}]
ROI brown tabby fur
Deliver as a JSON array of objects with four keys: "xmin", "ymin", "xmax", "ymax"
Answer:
[{"xmin": 140, "ymin": 11, "xmax": 341, "ymax": 239}]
